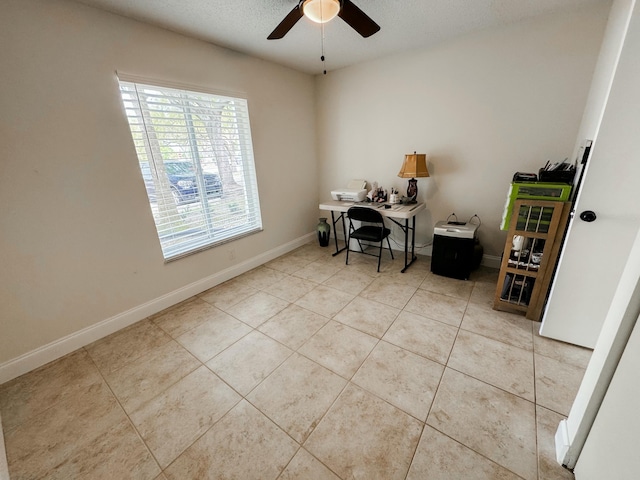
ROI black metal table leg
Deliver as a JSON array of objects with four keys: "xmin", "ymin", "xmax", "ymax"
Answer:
[
  {"xmin": 403, "ymin": 218, "xmax": 409, "ymax": 270},
  {"xmin": 401, "ymin": 216, "xmax": 418, "ymax": 273},
  {"xmin": 387, "ymin": 216, "xmax": 418, "ymax": 273},
  {"xmin": 330, "ymin": 211, "xmax": 347, "ymax": 257}
]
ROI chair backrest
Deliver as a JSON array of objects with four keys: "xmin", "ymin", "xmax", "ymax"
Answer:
[{"xmin": 347, "ymin": 206, "xmax": 385, "ymax": 224}]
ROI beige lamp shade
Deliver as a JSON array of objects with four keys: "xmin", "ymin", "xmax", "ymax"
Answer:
[{"xmin": 398, "ymin": 153, "xmax": 429, "ymax": 178}]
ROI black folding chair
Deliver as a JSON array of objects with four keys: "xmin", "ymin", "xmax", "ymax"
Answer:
[{"xmin": 346, "ymin": 206, "xmax": 394, "ymax": 272}]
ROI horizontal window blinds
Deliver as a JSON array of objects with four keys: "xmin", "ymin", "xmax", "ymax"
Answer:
[{"xmin": 119, "ymin": 80, "xmax": 262, "ymax": 261}]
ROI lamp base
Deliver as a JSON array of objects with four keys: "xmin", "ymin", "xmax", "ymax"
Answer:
[{"xmin": 406, "ymin": 178, "xmax": 418, "ymax": 199}]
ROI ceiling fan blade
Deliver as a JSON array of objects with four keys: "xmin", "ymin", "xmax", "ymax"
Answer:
[
  {"xmin": 338, "ymin": 0, "xmax": 380, "ymax": 37},
  {"xmin": 268, "ymin": 3, "xmax": 304, "ymax": 39}
]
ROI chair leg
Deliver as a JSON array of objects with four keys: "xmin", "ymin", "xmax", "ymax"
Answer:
[
  {"xmin": 377, "ymin": 240, "xmax": 383, "ymax": 272},
  {"xmin": 387, "ymin": 237, "xmax": 394, "ymax": 259},
  {"xmin": 345, "ymin": 234, "xmax": 350, "ymax": 265}
]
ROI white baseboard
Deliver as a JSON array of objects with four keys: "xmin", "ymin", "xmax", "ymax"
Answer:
[
  {"xmin": 480, "ymin": 254, "xmax": 502, "ymax": 269},
  {"xmin": 335, "ymin": 232, "xmax": 502, "ymax": 269},
  {"xmin": 0, "ymin": 233, "xmax": 315, "ymax": 385},
  {"xmin": 555, "ymin": 419, "xmax": 571, "ymax": 466}
]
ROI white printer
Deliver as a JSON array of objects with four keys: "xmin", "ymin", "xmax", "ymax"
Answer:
[{"xmin": 331, "ymin": 179, "xmax": 367, "ymax": 202}]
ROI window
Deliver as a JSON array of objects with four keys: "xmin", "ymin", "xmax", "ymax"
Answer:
[{"xmin": 118, "ymin": 77, "xmax": 262, "ymax": 261}]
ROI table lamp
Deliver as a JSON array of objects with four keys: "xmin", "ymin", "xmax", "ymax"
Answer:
[{"xmin": 398, "ymin": 152, "xmax": 429, "ymax": 201}]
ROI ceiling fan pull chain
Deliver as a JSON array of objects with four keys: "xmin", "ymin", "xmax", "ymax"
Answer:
[{"xmin": 321, "ymin": 20, "xmax": 327, "ymax": 74}]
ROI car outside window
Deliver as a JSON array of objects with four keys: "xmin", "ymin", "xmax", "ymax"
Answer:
[{"xmin": 118, "ymin": 77, "xmax": 262, "ymax": 261}]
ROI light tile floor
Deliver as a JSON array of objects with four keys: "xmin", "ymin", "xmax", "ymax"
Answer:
[{"xmin": 0, "ymin": 242, "xmax": 592, "ymax": 479}]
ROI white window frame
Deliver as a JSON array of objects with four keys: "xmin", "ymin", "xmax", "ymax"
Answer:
[{"xmin": 118, "ymin": 74, "xmax": 262, "ymax": 261}]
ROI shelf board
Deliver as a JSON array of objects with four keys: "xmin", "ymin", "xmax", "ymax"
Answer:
[
  {"xmin": 511, "ymin": 230, "xmax": 549, "ymax": 239},
  {"xmin": 493, "ymin": 300, "xmax": 529, "ymax": 313},
  {"xmin": 504, "ymin": 266, "xmax": 540, "ymax": 277}
]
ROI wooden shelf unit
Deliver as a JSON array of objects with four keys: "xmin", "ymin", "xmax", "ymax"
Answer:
[{"xmin": 493, "ymin": 199, "xmax": 571, "ymax": 321}]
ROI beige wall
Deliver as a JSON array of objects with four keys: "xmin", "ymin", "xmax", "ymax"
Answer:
[
  {"xmin": 0, "ymin": 0, "xmax": 317, "ymax": 366},
  {"xmin": 316, "ymin": 4, "xmax": 610, "ymax": 257}
]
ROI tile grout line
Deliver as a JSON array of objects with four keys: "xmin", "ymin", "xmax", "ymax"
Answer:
[
  {"xmin": 419, "ymin": 423, "xmax": 529, "ymax": 480},
  {"xmin": 86, "ymin": 320, "xmax": 253, "ymax": 477},
  {"xmin": 419, "ymin": 293, "xmax": 532, "ymax": 480},
  {"xmin": 532, "ymin": 320, "xmax": 541, "ymax": 480},
  {"xmin": 308, "ymin": 270, "xmax": 427, "ymax": 479},
  {"xmin": 239, "ymin": 285, "xmax": 346, "ymax": 478},
  {"xmin": 245, "ymin": 260, "xmax": 413, "ymax": 478},
  {"xmin": 82, "ymin": 347, "xmax": 164, "ymax": 476}
]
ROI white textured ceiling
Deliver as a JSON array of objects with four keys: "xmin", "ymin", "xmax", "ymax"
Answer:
[{"xmin": 72, "ymin": 0, "xmax": 608, "ymax": 75}]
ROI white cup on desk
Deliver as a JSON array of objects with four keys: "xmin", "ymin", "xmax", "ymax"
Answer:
[{"xmin": 389, "ymin": 194, "xmax": 399, "ymax": 204}]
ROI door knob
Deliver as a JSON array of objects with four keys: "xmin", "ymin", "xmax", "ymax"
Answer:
[{"xmin": 579, "ymin": 210, "xmax": 597, "ymax": 222}]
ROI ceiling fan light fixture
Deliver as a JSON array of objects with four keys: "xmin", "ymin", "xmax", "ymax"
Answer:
[{"xmin": 302, "ymin": 0, "xmax": 340, "ymax": 24}]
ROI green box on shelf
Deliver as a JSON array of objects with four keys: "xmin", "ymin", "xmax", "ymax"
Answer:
[
  {"xmin": 500, "ymin": 182, "xmax": 572, "ymax": 231},
  {"xmin": 514, "ymin": 205, "xmax": 553, "ymax": 233}
]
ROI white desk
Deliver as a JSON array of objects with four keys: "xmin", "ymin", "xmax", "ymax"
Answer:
[{"xmin": 319, "ymin": 200, "xmax": 426, "ymax": 272}]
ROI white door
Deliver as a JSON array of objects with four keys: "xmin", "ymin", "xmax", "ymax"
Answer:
[{"xmin": 540, "ymin": 0, "xmax": 640, "ymax": 348}]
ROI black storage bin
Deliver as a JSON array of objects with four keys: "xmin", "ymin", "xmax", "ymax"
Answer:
[{"xmin": 431, "ymin": 221, "xmax": 480, "ymax": 280}]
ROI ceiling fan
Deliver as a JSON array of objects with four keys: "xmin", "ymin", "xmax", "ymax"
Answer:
[{"xmin": 268, "ymin": 0, "xmax": 380, "ymax": 40}]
